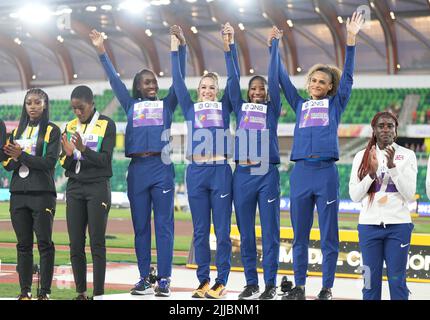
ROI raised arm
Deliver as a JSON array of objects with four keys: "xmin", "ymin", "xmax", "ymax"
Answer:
[
  {"xmin": 90, "ymin": 29, "xmax": 133, "ymax": 112},
  {"xmin": 335, "ymin": 12, "xmax": 364, "ymax": 111},
  {"xmin": 268, "ymin": 27, "xmax": 282, "ymax": 116},
  {"xmin": 170, "ymin": 33, "xmax": 193, "ymax": 115},
  {"xmin": 163, "ymin": 25, "xmax": 187, "ymax": 112},
  {"xmin": 222, "ymin": 23, "xmax": 242, "ymax": 113},
  {"xmin": 273, "ymin": 28, "xmax": 301, "ymax": 114}
]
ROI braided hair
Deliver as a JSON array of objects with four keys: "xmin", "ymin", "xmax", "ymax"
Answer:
[
  {"xmin": 15, "ymin": 88, "xmax": 50, "ymax": 157},
  {"xmin": 357, "ymin": 111, "xmax": 398, "ymax": 204}
]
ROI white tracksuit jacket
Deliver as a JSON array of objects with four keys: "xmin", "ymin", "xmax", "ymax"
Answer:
[{"xmin": 349, "ymin": 143, "xmax": 417, "ymax": 225}]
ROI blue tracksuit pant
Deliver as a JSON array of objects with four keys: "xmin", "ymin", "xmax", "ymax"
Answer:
[
  {"xmin": 233, "ymin": 163, "xmax": 280, "ymax": 286},
  {"xmin": 358, "ymin": 223, "xmax": 413, "ymax": 300},
  {"xmin": 186, "ymin": 163, "xmax": 232, "ymax": 286},
  {"xmin": 289, "ymin": 159, "xmax": 339, "ymax": 288},
  {"xmin": 127, "ymin": 156, "xmax": 175, "ymax": 279}
]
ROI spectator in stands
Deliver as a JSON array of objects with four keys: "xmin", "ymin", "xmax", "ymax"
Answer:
[
  {"xmin": 0, "ymin": 118, "xmax": 7, "ymax": 162},
  {"xmin": 411, "ymin": 111, "xmax": 417, "ymax": 124},
  {"xmin": 426, "ymin": 153, "xmax": 430, "ymax": 202},
  {"xmin": 278, "ymin": 12, "xmax": 364, "ymax": 300},
  {"xmin": 170, "ymin": 23, "xmax": 238, "ymax": 299},
  {"xmin": 60, "ymin": 85, "xmax": 116, "ymax": 300},
  {"xmin": 89, "ymin": 27, "xmax": 186, "ymax": 297},
  {"xmin": 227, "ymin": 26, "xmax": 282, "ymax": 300},
  {"xmin": 349, "ymin": 111, "xmax": 417, "ymax": 300},
  {"xmin": 2, "ymin": 89, "xmax": 60, "ymax": 300}
]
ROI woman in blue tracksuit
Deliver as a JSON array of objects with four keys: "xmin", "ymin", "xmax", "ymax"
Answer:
[
  {"xmin": 170, "ymin": 23, "xmax": 239, "ymax": 299},
  {"xmin": 227, "ymin": 27, "xmax": 282, "ymax": 300},
  {"xmin": 89, "ymin": 27, "xmax": 187, "ymax": 297},
  {"xmin": 280, "ymin": 12, "xmax": 364, "ymax": 300}
]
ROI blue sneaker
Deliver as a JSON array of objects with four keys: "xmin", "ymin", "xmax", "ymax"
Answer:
[
  {"xmin": 155, "ymin": 278, "xmax": 171, "ymax": 297},
  {"xmin": 130, "ymin": 277, "xmax": 154, "ymax": 295}
]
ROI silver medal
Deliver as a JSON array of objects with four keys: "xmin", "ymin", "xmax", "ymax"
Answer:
[
  {"xmin": 75, "ymin": 160, "xmax": 81, "ymax": 174},
  {"xmin": 19, "ymin": 165, "xmax": 29, "ymax": 178}
]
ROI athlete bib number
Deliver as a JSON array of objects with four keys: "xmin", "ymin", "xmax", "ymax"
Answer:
[
  {"xmin": 14, "ymin": 138, "xmax": 36, "ymax": 156},
  {"xmin": 194, "ymin": 102, "xmax": 223, "ymax": 128},
  {"xmin": 133, "ymin": 100, "xmax": 164, "ymax": 127},
  {"xmin": 239, "ymin": 103, "xmax": 267, "ymax": 130},
  {"xmin": 73, "ymin": 134, "xmax": 99, "ymax": 160},
  {"xmin": 299, "ymin": 99, "xmax": 329, "ymax": 128}
]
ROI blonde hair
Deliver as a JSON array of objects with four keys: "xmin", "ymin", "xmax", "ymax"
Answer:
[
  {"xmin": 198, "ymin": 72, "xmax": 219, "ymax": 101},
  {"xmin": 306, "ymin": 64, "xmax": 342, "ymax": 97}
]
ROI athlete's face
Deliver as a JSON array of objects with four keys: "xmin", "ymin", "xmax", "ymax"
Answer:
[
  {"xmin": 374, "ymin": 116, "xmax": 397, "ymax": 148},
  {"xmin": 248, "ymin": 79, "xmax": 267, "ymax": 103},
  {"xmin": 198, "ymin": 77, "xmax": 218, "ymax": 102},
  {"xmin": 308, "ymin": 71, "xmax": 333, "ymax": 100},
  {"xmin": 71, "ymin": 98, "xmax": 94, "ymax": 123},
  {"xmin": 138, "ymin": 72, "xmax": 159, "ymax": 99},
  {"xmin": 25, "ymin": 93, "xmax": 45, "ymax": 121}
]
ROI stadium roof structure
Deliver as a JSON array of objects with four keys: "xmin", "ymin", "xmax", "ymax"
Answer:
[{"xmin": 0, "ymin": 0, "xmax": 429, "ymax": 92}]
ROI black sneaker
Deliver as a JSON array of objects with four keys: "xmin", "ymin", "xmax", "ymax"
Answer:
[
  {"xmin": 37, "ymin": 293, "xmax": 50, "ymax": 300},
  {"xmin": 238, "ymin": 285, "xmax": 260, "ymax": 300},
  {"xmin": 73, "ymin": 294, "xmax": 92, "ymax": 300},
  {"xmin": 279, "ymin": 276, "xmax": 293, "ymax": 295},
  {"xmin": 316, "ymin": 288, "xmax": 332, "ymax": 300},
  {"xmin": 259, "ymin": 285, "xmax": 277, "ymax": 300},
  {"xmin": 282, "ymin": 286, "xmax": 306, "ymax": 300},
  {"xmin": 130, "ymin": 277, "xmax": 154, "ymax": 295},
  {"xmin": 155, "ymin": 278, "xmax": 171, "ymax": 297},
  {"xmin": 17, "ymin": 292, "xmax": 32, "ymax": 300}
]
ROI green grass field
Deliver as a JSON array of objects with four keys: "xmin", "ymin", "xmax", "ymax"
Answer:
[
  {"xmin": 0, "ymin": 283, "xmax": 129, "ymax": 300},
  {"xmin": 0, "ymin": 202, "xmax": 193, "ymax": 221}
]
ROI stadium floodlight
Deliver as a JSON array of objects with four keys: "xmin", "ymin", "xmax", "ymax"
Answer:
[
  {"xmin": 150, "ymin": 0, "xmax": 171, "ymax": 5},
  {"xmin": 145, "ymin": 29, "xmax": 152, "ymax": 36},
  {"xmin": 55, "ymin": 6, "xmax": 73, "ymax": 15},
  {"xmin": 190, "ymin": 26, "xmax": 198, "ymax": 34},
  {"xmin": 234, "ymin": 0, "xmax": 248, "ymax": 6},
  {"xmin": 238, "ymin": 23, "xmax": 245, "ymax": 30},
  {"xmin": 85, "ymin": 6, "xmax": 97, "ymax": 12},
  {"xmin": 10, "ymin": 4, "xmax": 53, "ymax": 24},
  {"xmin": 118, "ymin": 0, "xmax": 150, "ymax": 13},
  {"xmin": 101, "ymin": 4, "xmax": 113, "ymax": 11}
]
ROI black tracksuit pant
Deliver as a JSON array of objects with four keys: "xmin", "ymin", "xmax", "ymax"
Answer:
[
  {"xmin": 10, "ymin": 192, "xmax": 56, "ymax": 295},
  {"xmin": 66, "ymin": 179, "xmax": 111, "ymax": 296}
]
